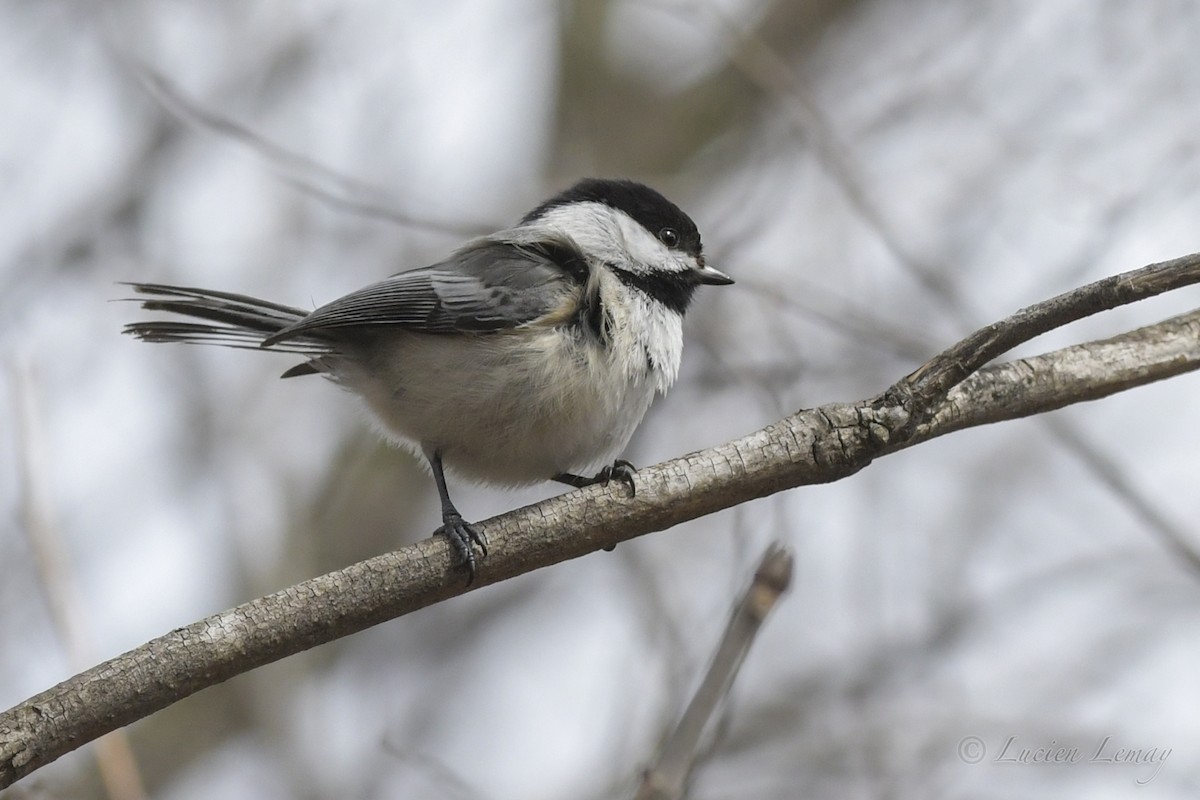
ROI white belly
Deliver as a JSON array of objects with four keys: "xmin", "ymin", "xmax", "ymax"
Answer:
[{"xmin": 331, "ymin": 328, "xmax": 661, "ymax": 484}]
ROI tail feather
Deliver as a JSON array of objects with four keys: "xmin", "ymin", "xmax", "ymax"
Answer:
[{"xmin": 122, "ymin": 282, "xmax": 329, "ymax": 357}]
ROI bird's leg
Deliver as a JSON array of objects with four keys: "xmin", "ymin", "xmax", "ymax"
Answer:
[
  {"xmin": 429, "ymin": 452, "xmax": 488, "ymax": 583},
  {"xmin": 553, "ymin": 459, "xmax": 637, "ymax": 496}
]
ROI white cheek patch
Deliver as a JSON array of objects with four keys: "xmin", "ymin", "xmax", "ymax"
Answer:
[{"xmin": 613, "ymin": 211, "xmax": 677, "ymax": 270}]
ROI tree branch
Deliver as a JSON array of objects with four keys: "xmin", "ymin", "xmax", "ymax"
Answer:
[
  {"xmin": 916, "ymin": 306, "xmax": 1200, "ymax": 442},
  {"xmin": 890, "ymin": 252, "xmax": 1200, "ymax": 413},
  {"xmin": 3, "ymin": 254, "xmax": 1199, "ymax": 788}
]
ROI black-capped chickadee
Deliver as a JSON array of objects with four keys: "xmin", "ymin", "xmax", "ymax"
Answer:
[{"xmin": 125, "ymin": 178, "xmax": 733, "ymax": 580}]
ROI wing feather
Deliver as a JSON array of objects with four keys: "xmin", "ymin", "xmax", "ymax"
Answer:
[{"xmin": 264, "ymin": 236, "xmax": 588, "ymax": 344}]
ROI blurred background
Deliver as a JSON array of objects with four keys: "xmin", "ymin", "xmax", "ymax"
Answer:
[{"xmin": 2, "ymin": 1, "xmax": 1199, "ymax": 798}]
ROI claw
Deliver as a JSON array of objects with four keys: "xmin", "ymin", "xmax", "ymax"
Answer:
[
  {"xmin": 438, "ymin": 511, "xmax": 488, "ymax": 585},
  {"xmin": 553, "ymin": 459, "xmax": 638, "ymax": 497},
  {"xmin": 427, "ymin": 451, "xmax": 487, "ymax": 585},
  {"xmin": 602, "ymin": 459, "xmax": 637, "ymax": 496}
]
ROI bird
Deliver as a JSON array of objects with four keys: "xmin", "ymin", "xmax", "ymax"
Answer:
[{"xmin": 124, "ymin": 178, "xmax": 733, "ymax": 581}]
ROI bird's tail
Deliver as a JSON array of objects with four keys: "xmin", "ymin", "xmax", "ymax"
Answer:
[{"xmin": 122, "ymin": 282, "xmax": 325, "ymax": 355}]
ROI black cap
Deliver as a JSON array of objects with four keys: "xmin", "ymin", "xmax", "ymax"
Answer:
[{"xmin": 522, "ymin": 178, "xmax": 703, "ymax": 259}]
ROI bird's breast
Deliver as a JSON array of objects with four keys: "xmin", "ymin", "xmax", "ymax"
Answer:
[{"xmin": 594, "ymin": 273, "xmax": 684, "ymax": 394}]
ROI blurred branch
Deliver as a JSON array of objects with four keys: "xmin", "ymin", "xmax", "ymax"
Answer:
[
  {"xmin": 3, "ymin": 252, "xmax": 1200, "ymax": 788},
  {"xmin": 129, "ymin": 63, "xmax": 494, "ymax": 237},
  {"xmin": 9, "ymin": 362, "xmax": 148, "ymax": 800},
  {"xmin": 635, "ymin": 543, "xmax": 793, "ymax": 800},
  {"xmin": 1038, "ymin": 417, "xmax": 1198, "ymax": 574},
  {"xmin": 703, "ymin": 3, "xmax": 967, "ymax": 313}
]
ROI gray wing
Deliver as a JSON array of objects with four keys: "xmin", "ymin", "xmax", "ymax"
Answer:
[{"xmin": 264, "ymin": 236, "xmax": 588, "ymax": 344}]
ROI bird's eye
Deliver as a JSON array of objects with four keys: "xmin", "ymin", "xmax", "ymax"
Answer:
[{"xmin": 658, "ymin": 228, "xmax": 679, "ymax": 247}]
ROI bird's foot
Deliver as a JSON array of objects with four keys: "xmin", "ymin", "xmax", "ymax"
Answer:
[
  {"xmin": 437, "ymin": 511, "xmax": 488, "ymax": 585},
  {"xmin": 553, "ymin": 459, "xmax": 637, "ymax": 496},
  {"xmin": 595, "ymin": 459, "xmax": 637, "ymax": 495}
]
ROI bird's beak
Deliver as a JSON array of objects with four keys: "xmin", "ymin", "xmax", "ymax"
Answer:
[{"xmin": 695, "ymin": 263, "xmax": 734, "ymax": 286}]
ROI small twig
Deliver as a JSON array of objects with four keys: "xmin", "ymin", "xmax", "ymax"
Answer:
[
  {"xmin": 917, "ymin": 307, "xmax": 1200, "ymax": 440},
  {"xmin": 635, "ymin": 544, "xmax": 794, "ymax": 800},
  {"xmin": 888, "ymin": 252, "xmax": 1200, "ymax": 419}
]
